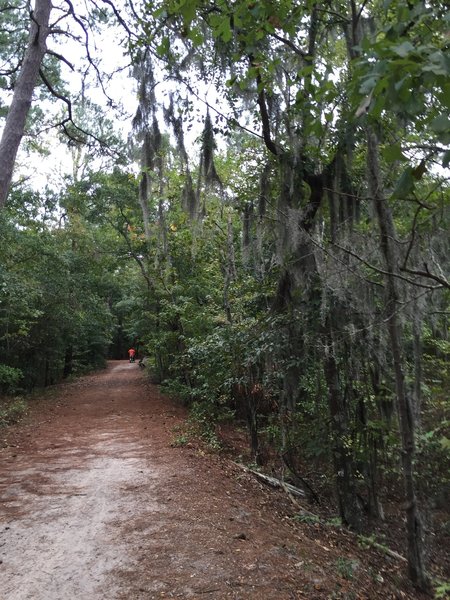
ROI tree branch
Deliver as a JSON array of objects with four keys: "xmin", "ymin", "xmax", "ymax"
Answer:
[
  {"xmin": 331, "ymin": 240, "xmax": 443, "ymax": 290},
  {"xmin": 254, "ymin": 67, "xmax": 281, "ymax": 156},
  {"xmin": 98, "ymin": 0, "xmax": 136, "ymax": 38},
  {"xmin": 62, "ymin": 0, "xmax": 115, "ymax": 106},
  {"xmin": 315, "ymin": 7, "xmax": 350, "ymax": 23},
  {"xmin": 400, "ymin": 264, "xmax": 450, "ymax": 290},
  {"xmin": 270, "ymin": 32, "xmax": 307, "ymax": 58},
  {"xmin": 168, "ymin": 74, "xmax": 265, "ymax": 142},
  {"xmin": 38, "ymin": 68, "xmax": 119, "ymax": 153},
  {"xmin": 45, "ymin": 49, "xmax": 74, "ymax": 70}
]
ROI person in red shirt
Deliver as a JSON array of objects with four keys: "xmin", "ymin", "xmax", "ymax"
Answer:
[{"xmin": 128, "ymin": 348, "xmax": 136, "ymax": 363}]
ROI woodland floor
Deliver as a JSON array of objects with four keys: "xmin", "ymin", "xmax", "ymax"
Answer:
[{"xmin": 0, "ymin": 361, "xmax": 442, "ymax": 599}]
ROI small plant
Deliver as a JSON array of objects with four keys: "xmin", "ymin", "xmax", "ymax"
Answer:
[
  {"xmin": 335, "ymin": 557, "xmax": 359, "ymax": 580},
  {"xmin": 368, "ymin": 567, "xmax": 384, "ymax": 584},
  {"xmin": 188, "ymin": 401, "xmax": 222, "ymax": 450},
  {"xmin": 434, "ymin": 580, "xmax": 450, "ymax": 599},
  {"xmin": 293, "ymin": 512, "xmax": 321, "ymax": 525},
  {"xmin": 160, "ymin": 380, "xmax": 193, "ymax": 405},
  {"xmin": 357, "ymin": 534, "xmax": 392, "ymax": 558},
  {"xmin": 172, "ymin": 433, "xmax": 189, "ymax": 447},
  {"xmin": 171, "ymin": 423, "xmax": 191, "ymax": 447},
  {"xmin": 0, "ymin": 365, "xmax": 23, "ymax": 394},
  {"xmin": 199, "ymin": 426, "xmax": 222, "ymax": 450},
  {"xmin": 0, "ymin": 396, "xmax": 27, "ymax": 427}
]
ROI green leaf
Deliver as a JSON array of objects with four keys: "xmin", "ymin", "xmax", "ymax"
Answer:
[
  {"xmin": 392, "ymin": 41, "xmax": 415, "ymax": 57},
  {"xmin": 188, "ymin": 27, "xmax": 204, "ymax": 46},
  {"xmin": 431, "ymin": 114, "xmax": 450, "ymax": 134},
  {"xmin": 156, "ymin": 36, "xmax": 170, "ymax": 57},
  {"xmin": 382, "ymin": 143, "xmax": 406, "ymax": 163},
  {"xmin": 180, "ymin": 0, "xmax": 198, "ymax": 26},
  {"xmin": 438, "ymin": 83, "xmax": 450, "ymax": 110},
  {"xmin": 391, "ymin": 167, "xmax": 414, "ymax": 198},
  {"xmin": 440, "ymin": 436, "xmax": 450, "ymax": 451},
  {"xmin": 427, "ymin": 51, "xmax": 450, "ymax": 76},
  {"xmin": 359, "ymin": 76, "xmax": 378, "ymax": 95},
  {"xmin": 442, "ymin": 150, "xmax": 450, "ymax": 169},
  {"xmin": 412, "ymin": 160, "xmax": 426, "ymax": 180}
]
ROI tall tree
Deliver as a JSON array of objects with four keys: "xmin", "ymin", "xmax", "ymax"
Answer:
[
  {"xmin": 0, "ymin": 0, "xmax": 52, "ymax": 207},
  {"xmin": 0, "ymin": 0, "xmax": 130, "ymax": 207}
]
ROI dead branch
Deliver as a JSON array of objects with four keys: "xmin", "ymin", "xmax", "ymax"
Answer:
[
  {"xmin": 233, "ymin": 463, "xmax": 408, "ymax": 564},
  {"xmin": 232, "ymin": 461, "xmax": 306, "ymax": 498},
  {"xmin": 282, "ymin": 452, "xmax": 320, "ymax": 503}
]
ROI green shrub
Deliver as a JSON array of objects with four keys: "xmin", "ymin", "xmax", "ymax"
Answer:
[
  {"xmin": 0, "ymin": 364, "xmax": 23, "ymax": 394},
  {"xmin": 0, "ymin": 396, "xmax": 27, "ymax": 427},
  {"xmin": 434, "ymin": 581, "xmax": 450, "ymax": 599},
  {"xmin": 335, "ymin": 557, "xmax": 359, "ymax": 580}
]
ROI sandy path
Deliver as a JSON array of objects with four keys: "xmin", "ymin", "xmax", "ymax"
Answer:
[
  {"xmin": 0, "ymin": 362, "xmax": 316, "ymax": 599},
  {"xmin": 1, "ymin": 363, "xmax": 163, "ymax": 599}
]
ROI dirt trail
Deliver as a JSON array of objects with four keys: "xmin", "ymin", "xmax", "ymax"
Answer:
[
  {"xmin": 0, "ymin": 362, "xmax": 424, "ymax": 599},
  {"xmin": 0, "ymin": 362, "xmax": 307, "ymax": 599}
]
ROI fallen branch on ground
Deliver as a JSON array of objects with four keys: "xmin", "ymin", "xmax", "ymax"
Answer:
[
  {"xmin": 232, "ymin": 461, "xmax": 306, "ymax": 497},
  {"xmin": 232, "ymin": 461, "xmax": 408, "ymax": 564},
  {"xmin": 358, "ymin": 536, "xmax": 407, "ymax": 563}
]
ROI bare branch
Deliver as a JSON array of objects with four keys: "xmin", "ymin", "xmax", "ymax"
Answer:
[
  {"xmin": 315, "ymin": 6, "xmax": 350, "ymax": 24},
  {"xmin": 356, "ymin": 0, "xmax": 371, "ymax": 23},
  {"xmin": 402, "ymin": 205, "xmax": 422, "ymax": 270},
  {"xmin": 0, "ymin": 4, "xmax": 23, "ymax": 12},
  {"xmin": 331, "ymin": 240, "xmax": 443, "ymax": 290},
  {"xmin": 113, "ymin": 207, "xmax": 156, "ymax": 291},
  {"xmin": 61, "ymin": 0, "xmax": 115, "ymax": 106},
  {"xmin": 400, "ymin": 264, "xmax": 450, "ymax": 290},
  {"xmin": 45, "ymin": 49, "xmax": 74, "ymax": 70},
  {"xmin": 38, "ymin": 68, "xmax": 120, "ymax": 154},
  {"xmin": 270, "ymin": 32, "xmax": 307, "ymax": 58},
  {"xmin": 97, "ymin": 0, "xmax": 136, "ymax": 38}
]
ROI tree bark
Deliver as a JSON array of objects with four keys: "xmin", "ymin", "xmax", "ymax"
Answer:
[
  {"xmin": 367, "ymin": 128, "xmax": 429, "ymax": 590},
  {"xmin": 323, "ymin": 312, "xmax": 364, "ymax": 531},
  {"xmin": 0, "ymin": 0, "xmax": 52, "ymax": 208}
]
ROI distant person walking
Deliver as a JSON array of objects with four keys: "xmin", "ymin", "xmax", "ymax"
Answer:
[{"xmin": 128, "ymin": 348, "xmax": 136, "ymax": 363}]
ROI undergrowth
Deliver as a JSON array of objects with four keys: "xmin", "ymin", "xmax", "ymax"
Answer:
[{"xmin": 0, "ymin": 396, "xmax": 27, "ymax": 427}]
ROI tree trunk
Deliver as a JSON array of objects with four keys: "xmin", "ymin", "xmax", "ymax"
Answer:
[
  {"xmin": 246, "ymin": 393, "xmax": 260, "ymax": 464},
  {"xmin": 323, "ymin": 313, "xmax": 364, "ymax": 531},
  {"xmin": 223, "ymin": 213, "xmax": 236, "ymax": 324},
  {"xmin": 0, "ymin": 0, "xmax": 52, "ymax": 207},
  {"xmin": 367, "ymin": 128, "xmax": 429, "ymax": 590},
  {"xmin": 63, "ymin": 345, "xmax": 73, "ymax": 378},
  {"xmin": 412, "ymin": 302, "xmax": 423, "ymax": 426}
]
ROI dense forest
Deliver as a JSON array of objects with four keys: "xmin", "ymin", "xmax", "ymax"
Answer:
[{"xmin": 0, "ymin": 0, "xmax": 448, "ymax": 595}]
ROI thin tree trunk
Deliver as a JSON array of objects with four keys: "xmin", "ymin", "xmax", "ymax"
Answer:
[
  {"xmin": 0, "ymin": 0, "xmax": 52, "ymax": 207},
  {"xmin": 412, "ymin": 302, "xmax": 422, "ymax": 426},
  {"xmin": 223, "ymin": 213, "xmax": 236, "ymax": 324},
  {"xmin": 63, "ymin": 345, "xmax": 73, "ymax": 378},
  {"xmin": 139, "ymin": 171, "xmax": 152, "ymax": 241},
  {"xmin": 323, "ymin": 312, "xmax": 363, "ymax": 531},
  {"xmin": 367, "ymin": 128, "xmax": 429, "ymax": 590}
]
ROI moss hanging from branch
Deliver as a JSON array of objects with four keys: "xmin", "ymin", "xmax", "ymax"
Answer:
[{"xmin": 199, "ymin": 111, "xmax": 222, "ymax": 189}]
